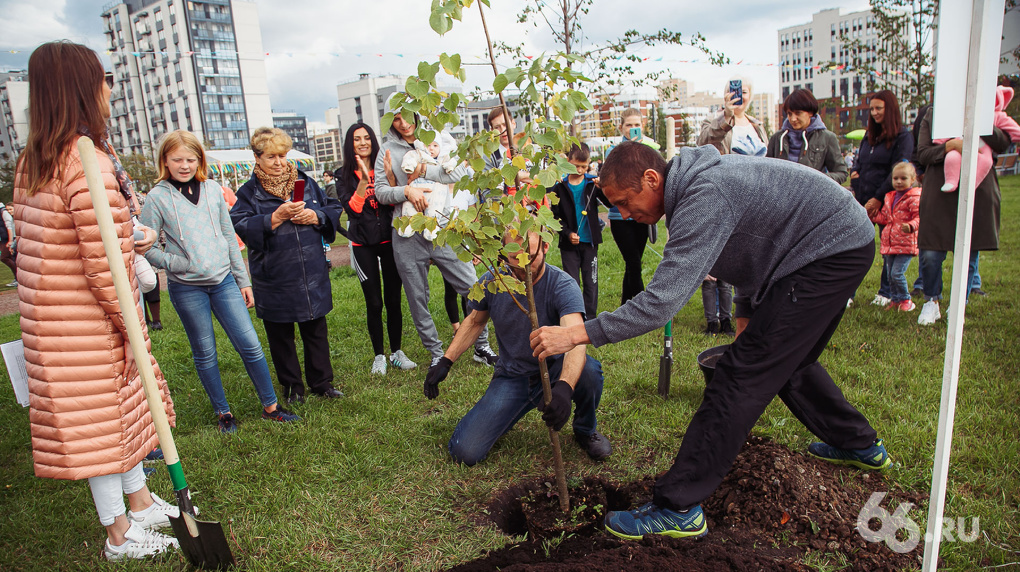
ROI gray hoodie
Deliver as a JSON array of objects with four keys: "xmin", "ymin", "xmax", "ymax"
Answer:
[
  {"xmin": 585, "ymin": 145, "xmax": 873, "ymax": 347},
  {"xmin": 140, "ymin": 179, "xmax": 250, "ymax": 288}
]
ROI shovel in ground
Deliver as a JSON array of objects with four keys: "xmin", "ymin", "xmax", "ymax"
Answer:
[{"xmin": 78, "ymin": 136, "xmax": 236, "ymax": 570}]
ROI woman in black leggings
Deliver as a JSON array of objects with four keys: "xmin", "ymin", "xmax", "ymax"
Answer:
[{"xmin": 336, "ymin": 122, "xmax": 413, "ymax": 375}]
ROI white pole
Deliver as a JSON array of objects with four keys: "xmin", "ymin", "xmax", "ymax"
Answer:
[
  {"xmin": 665, "ymin": 117, "xmax": 676, "ymax": 160},
  {"xmin": 922, "ymin": 0, "xmax": 989, "ymax": 568}
]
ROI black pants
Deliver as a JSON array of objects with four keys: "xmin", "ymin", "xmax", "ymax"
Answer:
[
  {"xmin": 561, "ymin": 242, "xmax": 598, "ymax": 320},
  {"xmin": 264, "ymin": 316, "xmax": 334, "ymax": 398},
  {"xmin": 443, "ymin": 278, "xmax": 468, "ymax": 324},
  {"xmin": 352, "ymin": 243, "xmax": 403, "ymax": 356},
  {"xmin": 653, "ymin": 242, "xmax": 879, "ymax": 511},
  {"xmin": 610, "ymin": 220, "xmax": 647, "ymax": 304},
  {"xmin": 143, "ymin": 272, "xmax": 162, "ymax": 304}
]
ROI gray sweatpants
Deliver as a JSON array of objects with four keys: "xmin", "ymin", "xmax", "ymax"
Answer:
[{"xmin": 391, "ymin": 230, "xmax": 489, "ymax": 358}]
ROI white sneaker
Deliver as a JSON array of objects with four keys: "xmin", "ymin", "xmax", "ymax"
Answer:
[
  {"xmin": 871, "ymin": 294, "xmax": 892, "ymax": 307},
  {"xmin": 127, "ymin": 493, "xmax": 179, "ymax": 531},
  {"xmin": 371, "ymin": 354, "xmax": 387, "ymax": 375},
  {"xmin": 104, "ymin": 521, "xmax": 179, "ymax": 561},
  {"xmin": 389, "ymin": 349, "xmax": 417, "ymax": 370},
  {"xmin": 846, "ymin": 298, "xmax": 854, "ymax": 309},
  {"xmin": 472, "ymin": 344, "xmax": 498, "ymax": 366},
  {"xmin": 917, "ymin": 300, "xmax": 941, "ymax": 325}
]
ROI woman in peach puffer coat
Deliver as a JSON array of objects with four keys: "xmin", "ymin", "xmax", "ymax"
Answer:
[{"xmin": 14, "ymin": 41, "xmax": 179, "ymax": 562}]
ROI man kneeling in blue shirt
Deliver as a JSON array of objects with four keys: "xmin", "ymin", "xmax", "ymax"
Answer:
[{"xmin": 424, "ymin": 231, "xmax": 612, "ymax": 465}]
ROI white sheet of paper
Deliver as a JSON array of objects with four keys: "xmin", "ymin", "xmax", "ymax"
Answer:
[{"xmin": 1, "ymin": 339, "xmax": 29, "ymax": 407}]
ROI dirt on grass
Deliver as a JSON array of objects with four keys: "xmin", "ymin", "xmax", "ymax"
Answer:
[{"xmin": 448, "ymin": 436, "xmax": 925, "ymax": 571}]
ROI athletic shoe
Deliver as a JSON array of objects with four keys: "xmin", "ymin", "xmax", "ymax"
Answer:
[
  {"xmin": 317, "ymin": 387, "xmax": 344, "ymax": 399},
  {"xmin": 871, "ymin": 294, "xmax": 892, "ymax": 307},
  {"xmin": 846, "ymin": 298, "xmax": 854, "ymax": 309},
  {"xmin": 104, "ymin": 522, "xmax": 179, "ymax": 561},
  {"xmin": 971, "ymin": 288, "xmax": 987, "ymax": 296},
  {"xmin": 371, "ymin": 354, "xmax": 387, "ymax": 375},
  {"xmin": 702, "ymin": 321, "xmax": 720, "ymax": 335},
  {"xmin": 6, "ymin": 280, "xmax": 17, "ymax": 287},
  {"xmin": 575, "ymin": 430, "xmax": 612, "ymax": 461},
  {"xmin": 897, "ymin": 300, "xmax": 916, "ymax": 312},
  {"xmin": 149, "ymin": 321, "xmax": 163, "ymax": 331},
  {"xmin": 217, "ymin": 413, "xmax": 239, "ymax": 434},
  {"xmin": 472, "ymin": 344, "xmax": 498, "ymax": 366},
  {"xmin": 286, "ymin": 394, "xmax": 305, "ymax": 405},
  {"xmin": 262, "ymin": 406, "xmax": 300, "ymax": 423},
  {"xmin": 143, "ymin": 448, "xmax": 164, "ymax": 462},
  {"xmin": 917, "ymin": 300, "xmax": 941, "ymax": 326},
  {"xmin": 604, "ymin": 503, "xmax": 708, "ymax": 540},
  {"xmin": 127, "ymin": 493, "xmax": 179, "ymax": 531},
  {"xmin": 719, "ymin": 318, "xmax": 735, "ymax": 337},
  {"xmin": 910, "ymin": 287, "xmax": 923, "ymax": 297},
  {"xmin": 807, "ymin": 439, "xmax": 892, "ymax": 470},
  {"xmin": 389, "ymin": 349, "xmax": 417, "ymax": 370}
]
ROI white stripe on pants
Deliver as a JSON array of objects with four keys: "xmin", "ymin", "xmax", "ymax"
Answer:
[{"xmin": 87, "ymin": 462, "xmax": 146, "ymax": 526}]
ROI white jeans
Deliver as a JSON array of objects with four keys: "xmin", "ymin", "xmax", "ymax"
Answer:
[{"xmin": 87, "ymin": 462, "xmax": 145, "ymax": 526}]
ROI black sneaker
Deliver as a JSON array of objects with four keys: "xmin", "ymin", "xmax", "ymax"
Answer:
[
  {"xmin": 286, "ymin": 394, "xmax": 305, "ymax": 405},
  {"xmin": 702, "ymin": 321, "xmax": 720, "ymax": 336},
  {"xmin": 910, "ymin": 287, "xmax": 923, "ymax": 297},
  {"xmin": 472, "ymin": 344, "xmax": 498, "ymax": 366},
  {"xmin": 574, "ymin": 430, "xmax": 612, "ymax": 461},
  {"xmin": 150, "ymin": 321, "xmax": 163, "ymax": 331},
  {"xmin": 719, "ymin": 318, "xmax": 735, "ymax": 337},
  {"xmin": 217, "ymin": 413, "xmax": 239, "ymax": 434},
  {"xmin": 317, "ymin": 387, "xmax": 344, "ymax": 399},
  {"xmin": 970, "ymin": 288, "xmax": 987, "ymax": 296},
  {"xmin": 262, "ymin": 406, "xmax": 300, "ymax": 423}
]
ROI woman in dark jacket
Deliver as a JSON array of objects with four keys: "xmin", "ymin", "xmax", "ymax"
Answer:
[
  {"xmin": 849, "ymin": 90, "xmax": 914, "ymax": 306},
  {"xmin": 767, "ymin": 88, "xmax": 848, "ymax": 184},
  {"xmin": 336, "ymin": 122, "xmax": 414, "ymax": 376},
  {"xmin": 231, "ymin": 127, "xmax": 344, "ymax": 404},
  {"xmin": 912, "ymin": 106, "xmax": 1010, "ymax": 326}
]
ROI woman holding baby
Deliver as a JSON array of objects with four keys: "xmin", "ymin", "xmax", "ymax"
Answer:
[
  {"xmin": 231, "ymin": 127, "xmax": 345, "ymax": 404},
  {"xmin": 374, "ymin": 100, "xmax": 497, "ymax": 369}
]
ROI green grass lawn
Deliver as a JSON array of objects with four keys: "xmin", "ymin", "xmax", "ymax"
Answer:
[{"xmin": 0, "ymin": 177, "xmax": 1018, "ymax": 571}]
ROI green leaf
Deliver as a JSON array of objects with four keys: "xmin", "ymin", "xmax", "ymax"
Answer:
[
  {"xmin": 457, "ymin": 248, "xmax": 474, "ymax": 263},
  {"xmin": 418, "ymin": 61, "xmax": 437, "ymax": 84},
  {"xmin": 493, "ymin": 74, "xmax": 509, "ymax": 94},
  {"xmin": 511, "ymin": 155, "xmax": 527, "ymax": 170},
  {"xmin": 380, "ymin": 112, "xmax": 394, "ymax": 135},
  {"xmin": 503, "ymin": 241, "xmax": 522, "ymax": 253},
  {"xmin": 500, "ymin": 162, "xmax": 518, "ymax": 185},
  {"xmin": 418, "ymin": 129, "xmax": 436, "ymax": 146},
  {"xmin": 429, "ymin": 8, "xmax": 452, "ymax": 35},
  {"xmin": 444, "ymin": 92, "xmax": 460, "ymax": 111}
]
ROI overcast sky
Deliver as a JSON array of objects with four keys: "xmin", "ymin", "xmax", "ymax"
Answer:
[{"xmin": 0, "ymin": 0, "xmax": 871, "ymax": 123}]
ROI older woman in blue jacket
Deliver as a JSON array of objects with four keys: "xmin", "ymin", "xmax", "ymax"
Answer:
[{"xmin": 231, "ymin": 127, "xmax": 345, "ymax": 404}]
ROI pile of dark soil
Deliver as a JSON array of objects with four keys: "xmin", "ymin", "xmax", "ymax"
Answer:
[{"xmin": 448, "ymin": 436, "xmax": 925, "ymax": 571}]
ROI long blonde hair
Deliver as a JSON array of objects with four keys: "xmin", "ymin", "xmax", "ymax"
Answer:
[
  {"xmin": 18, "ymin": 41, "xmax": 109, "ymax": 196},
  {"xmin": 155, "ymin": 130, "xmax": 208, "ymax": 183}
]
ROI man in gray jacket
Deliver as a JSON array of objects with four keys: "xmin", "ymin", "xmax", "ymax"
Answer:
[{"xmin": 530, "ymin": 141, "xmax": 892, "ymax": 540}]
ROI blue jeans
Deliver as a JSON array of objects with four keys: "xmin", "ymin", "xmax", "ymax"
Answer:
[
  {"xmin": 448, "ymin": 356, "xmax": 604, "ymax": 466},
  {"xmin": 918, "ymin": 249, "xmax": 980, "ymax": 302},
  {"xmin": 970, "ymin": 252, "xmax": 981, "ymax": 291},
  {"xmin": 168, "ymin": 275, "xmax": 277, "ymax": 415},
  {"xmin": 882, "ymin": 254, "xmax": 914, "ymax": 302}
]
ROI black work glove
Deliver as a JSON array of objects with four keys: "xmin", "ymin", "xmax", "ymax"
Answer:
[
  {"xmin": 537, "ymin": 380, "xmax": 573, "ymax": 431},
  {"xmin": 424, "ymin": 357, "xmax": 453, "ymax": 400}
]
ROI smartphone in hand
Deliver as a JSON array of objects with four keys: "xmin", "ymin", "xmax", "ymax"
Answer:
[
  {"xmin": 728, "ymin": 79, "xmax": 743, "ymax": 106},
  {"xmin": 629, "ymin": 127, "xmax": 642, "ymax": 141},
  {"xmin": 292, "ymin": 180, "xmax": 305, "ymax": 203}
]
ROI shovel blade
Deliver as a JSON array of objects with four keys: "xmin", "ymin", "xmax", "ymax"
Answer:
[
  {"xmin": 657, "ymin": 355, "xmax": 672, "ymax": 398},
  {"xmin": 168, "ymin": 513, "xmax": 235, "ymax": 570}
]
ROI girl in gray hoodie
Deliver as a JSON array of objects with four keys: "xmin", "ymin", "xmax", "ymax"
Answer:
[{"xmin": 141, "ymin": 130, "xmax": 297, "ymax": 433}]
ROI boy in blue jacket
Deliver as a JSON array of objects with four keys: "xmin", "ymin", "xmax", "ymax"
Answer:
[{"xmin": 550, "ymin": 143, "xmax": 611, "ymax": 319}]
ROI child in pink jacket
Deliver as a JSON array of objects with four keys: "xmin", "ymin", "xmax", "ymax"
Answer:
[
  {"xmin": 870, "ymin": 162, "xmax": 921, "ymax": 312},
  {"xmin": 936, "ymin": 85, "xmax": 1020, "ymax": 192}
]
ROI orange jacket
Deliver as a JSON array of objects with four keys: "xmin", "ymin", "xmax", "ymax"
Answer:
[
  {"xmin": 14, "ymin": 144, "xmax": 174, "ymax": 481},
  {"xmin": 870, "ymin": 187, "xmax": 921, "ymax": 256}
]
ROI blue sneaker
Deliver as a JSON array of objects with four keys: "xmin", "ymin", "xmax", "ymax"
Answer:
[
  {"xmin": 808, "ymin": 439, "xmax": 891, "ymax": 470},
  {"xmin": 261, "ymin": 406, "xmax": 300, "ymax": 423},
  {"xmin": 604, "ymin": 503, "xmax": 707, "ymax": 540}
]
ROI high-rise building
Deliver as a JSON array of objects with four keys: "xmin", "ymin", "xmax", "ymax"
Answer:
[
  {"xmin": 272, "ymin": 111, "xmax": 309, "ymax": 154},
  {"xmin": 778, "ymin": 8, "xmax": 907, "ymax": 108},
  {"xmin": 0, "ymin": 71, "xmax": 29, "ymax": 159},
  {"xmin": 311, "ymin": 129, "xmax": 340, "ymax": 167},
  {"xmin": 336, "ymin": 74, "xmax": 406, "ymax": 142},
  {"xmin": 101, "ymin": 0, "xmax": 273, "ymax": 155}
]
